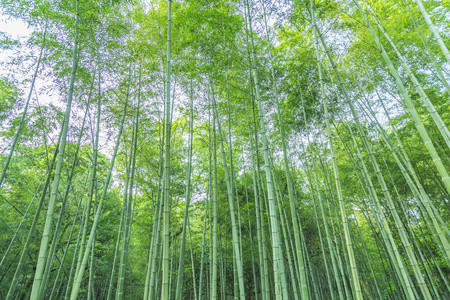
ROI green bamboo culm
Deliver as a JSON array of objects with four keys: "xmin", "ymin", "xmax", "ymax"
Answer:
[
  {"xmin": 210, "ymin": 79, "xmax": 246, "ymax": 300},
  {"xmin": 413, "ymin": 0, "xmax": 450, "ymax": 64},
  {"xmin": 175, "ymin": 78, "xmax": 194, "ymax": 300},
  {"xmin": 211, "ymin": 98, "xmax": 219, "ymax": 300},
  {"xmin": 116, "ymin": 65, "xmax": 142, "ymax": 300},
  {"xmin": 29, "ymin": 1, "xmax": 80, "ymax": 298},
  {"xmin": 161, "ymin": 0, "xmax": 173, "ymax": 298},
  {"xmin": 5, "ymin": 137, "xmax": 60, "ymax": 300},
  {"xmin": 198, "ymin": 111, "xmax": 211, "ymax": 300}
]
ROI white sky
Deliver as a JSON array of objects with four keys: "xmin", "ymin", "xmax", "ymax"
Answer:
[{"xmin": 0, "ymin": 15, "xmax": 32, "ymax": 38}]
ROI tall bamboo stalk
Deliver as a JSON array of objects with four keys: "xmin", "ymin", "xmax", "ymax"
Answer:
[
  {"xmin": 6, "ymin": 139, "xmax": 60, "ymax": 300},
  {"xmin": 413, "ymin": 0, "xmax": 450, "ymax": 64},
  {"xmin": 30, "ymin": 2, "xmax": 80, "ymax": 297},
  {"xmin": 211, "ymin": 93, "xmax": 219, "ymax": 300},
  {"xmin": 210, "ymin": 79, "xmax": 246, "ymax": 300},
  {"xmin": 175, "ymin": 78, "xmax": 195, "ymax": 300},
  {"xmin": 161, "ymin": 0, "xmax": 173, "ymax": 297}
]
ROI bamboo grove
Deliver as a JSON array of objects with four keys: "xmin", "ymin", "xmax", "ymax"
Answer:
[{"xmin": 1, "ymin": 0, "xmax": 450, "ymax": 299}]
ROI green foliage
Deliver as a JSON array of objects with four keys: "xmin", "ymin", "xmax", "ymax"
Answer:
[{"xmin": 0, "ymin": 77, "xmax": 17, "ymax": 122}]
